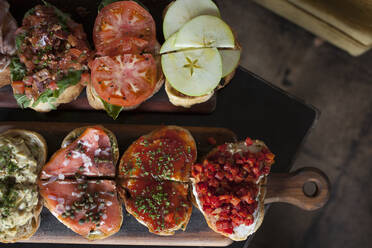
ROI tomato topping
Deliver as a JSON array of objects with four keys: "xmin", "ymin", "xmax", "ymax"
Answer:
[
  {"xmin": 93, "ymin": 1, "xmax": 156, "ymax": 55},
  {"xmin": 90, "ymin": 54, "xmax": 157, "ymax": 107},
  {"xmin": 192, "ymin": 138, "xmax": 275, "ymax": 235},
  {"xmin": 47, "ymin": 81, "xmax": 58, "ymax": 91},
  {"xmin": 120, "ymin": 179, "xmax": 191, "ymax": 234},
  {"xmin": 12, "ymin": 81, "xmax": 25, "ymax": 94}
]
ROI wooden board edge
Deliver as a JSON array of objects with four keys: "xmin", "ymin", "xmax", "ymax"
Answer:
[{"xmin": 253, "ymin": 0, "xmax": 371, "ymax": 56}]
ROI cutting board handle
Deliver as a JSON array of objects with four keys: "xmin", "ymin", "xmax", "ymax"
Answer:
[{"xmin": 264, "ymin": 167, "xmax": 330, "ymax": 211}]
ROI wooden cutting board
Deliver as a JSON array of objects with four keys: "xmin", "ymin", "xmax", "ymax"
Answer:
[{"xmin": 0, "ymin": 122, "xmax": 330, "ymax": 246}]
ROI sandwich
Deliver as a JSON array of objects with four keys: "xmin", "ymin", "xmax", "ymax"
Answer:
[
  {"xmin": 87, "ymin": 1, "xmax": 164, "ymax": 119},
  {"xmin": 0, "ymin": 129, "xmax": 47, "ymax": 243},
  {"xmin": 38, "ymin": 126, "xmax": 123, "ymax": 240},
  {"xmin": 118, "ymin": 126, "xmax": 197, "ymax": 235},
  {"xmin": 161, "ymin": 0, "xmax": 241, "ymax": 108},
  {"xmin": 9, "ymin": 2, "xmax": 91, "ymax": 112},
  {"xmin": 191, "ymin": 138, "xmax": 275, "ymax": 241}
]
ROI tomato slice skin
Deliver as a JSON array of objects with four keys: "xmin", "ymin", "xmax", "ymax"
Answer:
[
  {"xmin": 90, "ymin": 54, "xmax": 157, "ymax": 107},
  {"xmin": 93, "ymin": 1, "xmax": 156, "ymax": 55}
]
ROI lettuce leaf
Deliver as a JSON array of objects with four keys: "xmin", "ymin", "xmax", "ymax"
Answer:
[
  {"xmin": 32, "ymin": 70, "xmax": 83, "ymax": 109},
  {"xmin": 14, "ymin": 94, "xmax": 31, "ymax": 109},
  {"xmin": 9, "ymin": 57, "xmax": 27, "ymax": 82},
  {"xmin": 100, "ymin": 98, "xmax": 123, "ymax": 120}
]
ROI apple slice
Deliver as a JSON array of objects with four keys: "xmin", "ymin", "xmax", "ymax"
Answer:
[
  {"xmin": 163, "ymin": 0, "xmax": 220, "ymax": 40},
  {"xmin": 160, "ymin": 32, "xmax": 178, "ymax": 54},
  {"xmin": 161, "ymin": 48, "xmax": 222, "ymax": 96},
  {"xmin": 175, "ymin": 15, "xmax": 235, "ymax": 49},
  {"xmin": 220, "ymin": 49, "xmax": 241, "ymax": 77}
]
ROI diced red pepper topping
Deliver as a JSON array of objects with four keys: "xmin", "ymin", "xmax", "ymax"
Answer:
[{"xmin": 191, "ymin": 137, "xmax": 275, "ymax": 235}]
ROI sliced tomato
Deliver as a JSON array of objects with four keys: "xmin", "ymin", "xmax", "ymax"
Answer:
[
  {"xmin": 93, "ymin": 1, "xmax": 156, "ymax": 55},
  {"xmin": 12, "ymin": 81, "xmax": 25, "ymax": 94},
  {"xmin": 90, "ymin": 54, "xmax": 157, "ymax": 107}
]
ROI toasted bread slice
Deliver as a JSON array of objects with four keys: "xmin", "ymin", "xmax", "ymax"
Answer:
[
  {"xmin": 118, "ymin": 125, "xmax": 197, "ymax": 182},
  {"xmin": 162, "ymin": 2, "xmax": 241, "ymax": 108},
  {"xmin": 165, "ymin": 80, "xmax": 214, "ymax": 108},
  {"xmin": 86, "ymin": 42, "xmax": 165, "ymax": 112},
  {"xmin": 61, "ymin": 125, "xmax": 119, "ymax": 166},
  {"xmin": 118, "ymin": 179, "xmax": 192, "ymax": 235},
  {"xmin": 191, "ymin": 139, "xmax": 274, "ymax": 241},
  {"xmin": 0, "ymin": 67, "xmax": 11, "ymax": 88},
  {"xmin": 0, "ymin": 129, "xmax": 46, "ymax": 243},
  {"xmin": 39, "ymin": 179, "xmax": 123, "ymax": 240},
  {"xmin": 1, "ymin": 129, "xmax": 47, "ymax": 171},
  {"xmin": 40, "ymin": 126, "xmax": 118, "ymax": 179}
]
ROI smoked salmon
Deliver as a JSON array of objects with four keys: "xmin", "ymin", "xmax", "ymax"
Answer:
[{"xmin": 38, "ymin": 126, "xmax": 122, "ymax": 240}]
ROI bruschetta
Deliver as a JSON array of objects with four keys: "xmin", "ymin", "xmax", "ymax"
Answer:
[
  {"xmin": 38, "ymin": 126, "xmax": 122, "ymax": 240},
  {"xmin": 9, "ymin": 3, "xmax": 91, "ymax": 112},
  {"xmin": 0, "ymin": 129, "xmax": 47, "ymax": 243},
  {"xmin": 118, "ymin": 126, "xmax": 196, "ymax": 235},
  {"xmin": 191, "ymin": 138, "xmax": 275, "ymax": 241},
  {"xmin": 87, "ymin": 1, "xmax": 164, "ymax": 119},
  {"xmin": 161, "ymin": 0, "xmax": 241, "ymax": 108}
]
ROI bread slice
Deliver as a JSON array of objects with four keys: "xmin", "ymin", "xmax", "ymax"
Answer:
[
  {"xmin": 40, "ymin": 126, "xmax": 119, "ymax": 179},
  {"xmin": 118, "ymin": 179, "xmax": 192, "ymax": 236},
  {"xmin": 162, "ymin": 2, "xmax": 242, "ymax": 108},
  {"xmin": 86, "ymin": 42, "xmax": 165, "ymax": 112},
  {"xmin": 0, "ymin": 67, "xmax": 86, "ymax": 112},
  {"xmin": 39, "ymin": 179, "xmax": 123, "ymax": 240},
  {"xmin": 61, "ymin": 125, "xmax": 119, "ymax": 166},
  {"xmin": 0, "ymin": 129, "xmax": 47, "ymax": 243},
  {"xmin": 118, "ymin": 125, "xmax": 197, "ymax": 182},
  {"xmin": 117, "ymin": 126, "xmax": 196, "ymax": 235},
  {"xmin": 29, "ymin": 75, "xmax": 86, "ymax": 113},
  {"xmin": 0, "ymin": 67, "xmax": 11, "ymax": 88},
  {"xmin": 191, "ymin": 140, "xmax": 274, "ymax": 241}
]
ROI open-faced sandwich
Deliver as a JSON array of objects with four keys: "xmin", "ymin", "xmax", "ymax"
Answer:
[
  {"xmin": 0, "ymin": 129, "xmax": 47, "ymax": 243},
  {"xmin": 87, "ymin": 0, "xmax": 164, "ymax": 119},
  {"xmin": 118, "ymin": 126, "xmax": 196, "ymax": 235},
  {"xmin": 38, "ymin": 126, "xmax": 123, "ymax": 240},
  {"xmin": 191, "ymin": 138, "xmax": 275, "ymax": 241},
  {"xmin": 9, "ymin": 2, "xmax": 91, "ymax": 112},
  {"xmin": 161, "ymin": 0, "xmax": 241, "ymax": 108}
]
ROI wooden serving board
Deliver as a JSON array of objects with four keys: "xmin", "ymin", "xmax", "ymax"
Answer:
[
  {"xmin": 0, "ymin": 122, "xmax": 330, "ymax": 246},
  {"xmin": 0, "ymin": 0, "xmax": 218, "ymax": 114},
  {"xmin": 0, "ymin": 84, "xmax": 217, "ymax": 114}
]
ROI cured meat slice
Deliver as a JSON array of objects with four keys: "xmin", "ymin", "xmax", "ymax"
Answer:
[
  {"xmin": 118, "ymin": 126, "xmax": 197, "ymax": 182},
  {"xmin": 118, "ymin": 178, "xmax": 192, "ymax": 235},
  {"xmin": 40, "ymin": 127, "xmax": 116, "ymax": 179},
  {"xmin": 39, "ymin": 179, "xmax": 122, "ymax": 240}
]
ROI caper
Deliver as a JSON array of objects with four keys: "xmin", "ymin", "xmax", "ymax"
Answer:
[{"xmin": 79, "ymin": 219, "xmax": 85, "ymax": 225}]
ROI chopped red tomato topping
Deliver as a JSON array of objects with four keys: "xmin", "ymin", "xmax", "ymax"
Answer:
[{"xmin": 192, "ymin": 137, "xmax": 275, "ymax": 235}]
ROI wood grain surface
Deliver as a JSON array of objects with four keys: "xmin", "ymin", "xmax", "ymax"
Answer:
[{"xmin": 0, "ymin": 122, "xmax": 330, "ymax": 246}]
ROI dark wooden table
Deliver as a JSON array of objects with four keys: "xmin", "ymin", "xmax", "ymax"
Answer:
[{"xmin": 1, "ymin": 66, "xmax": 318, "ymax": 248}]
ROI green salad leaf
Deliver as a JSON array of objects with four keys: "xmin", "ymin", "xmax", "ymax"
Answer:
[
  {"xmin": 14, "ymin": 94, "xmax": 32, "ymax": 109},
  {"xmin": 100, "ymin": 98, "xmax": 123, "ymax": 120},
  {"xmin": 9, "ymin": 57, "xmax": 27, "ymax": 82},
  {"xmin": 15, "ymin": 32, "xmax": 27, "ymax": 51},
  {"xmin": 98, "ymin": 0, "xmax": 148, "ymax": 12},
  {"xmin": 32, "ymin": 70, "xmax": 83, "ymax": 109}
]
